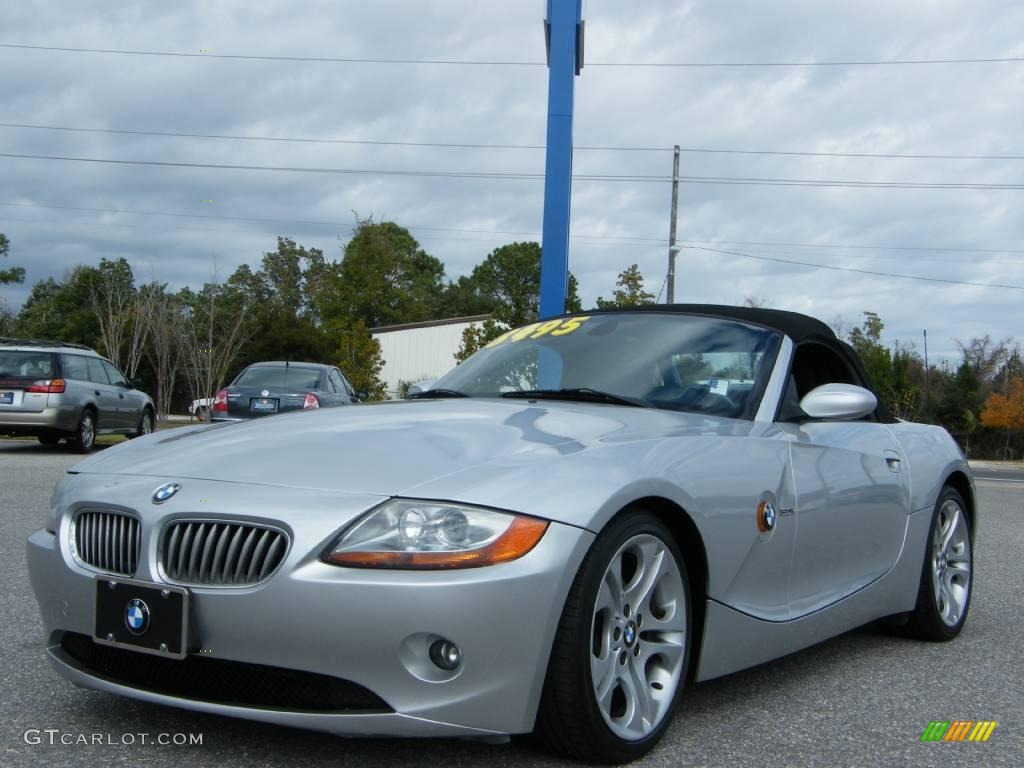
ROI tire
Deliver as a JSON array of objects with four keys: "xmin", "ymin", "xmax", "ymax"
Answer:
[
  {"xmin": 129, "ymin": 408, "xmax": 155, "ymax": 439},
  {"xmin": 69, "ymin": 409, "xmax": 96, "ymax": 454},
  {"xmin": 902, "ymin": 486, "xmax": 973, "ymax": 641},
  {"xmin": 37, "ymin": 434, "xmax": 62, "ymax": 446},
  {"xmin": 534, "ymin": 510, "xmax": 691, "ymax": 763}
]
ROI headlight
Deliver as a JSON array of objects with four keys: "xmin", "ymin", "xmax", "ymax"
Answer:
[
  {"xmin": 323, "ymin": 499, "xmax": 549, "ymax": 569},
  {"xmin": 46, "ymin": 473, "xmax": 75, "ymax": 533}
]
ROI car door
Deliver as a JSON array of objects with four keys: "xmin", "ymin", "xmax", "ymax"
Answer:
[
  {"xmin": 84, "ymin": 357, "xmax": 120, "ymax": 430},
  {"xmin": 776, "ymin": 341, "xmax": 909, "ymax": 617},
  {"xmin": 100, "ymin": 360, "xmax": 136, "ymax": 429},
  {"xmin": 329, "ymin": 369, "xmax": 355, "ymax": 405}
]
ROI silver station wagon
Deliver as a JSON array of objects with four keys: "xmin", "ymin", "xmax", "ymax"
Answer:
[{"xmin": 0, "ymin": 338, "xmax": 155, "ymax": 451}]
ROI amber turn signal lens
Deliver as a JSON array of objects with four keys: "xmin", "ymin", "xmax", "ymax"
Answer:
[{"xmin": 328, "ymin": 516, "xmax": 549, "ymax": 569}]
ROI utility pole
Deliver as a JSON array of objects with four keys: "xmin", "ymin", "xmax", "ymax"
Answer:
[
  {"xmin": 539, "ymin": 0, "xmax": 584, "ymax": 319},
  {"xmin": 666, "ymin": 144, "xmax": 680, "ymax": 303}
]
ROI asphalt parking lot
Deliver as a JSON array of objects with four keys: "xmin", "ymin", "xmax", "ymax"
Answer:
[{"xmin": 1, "ymin": 439, "xmax": 1020, "ymax": 768}]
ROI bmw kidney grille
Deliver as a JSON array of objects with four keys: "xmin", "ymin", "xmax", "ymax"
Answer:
[
  {"xmin": 73, "ymin": 510, "xmax": 141, "ymax": 577},
  {"xmin": 161, "ymin": 521, "xmax": 288, "ymax": 586}
]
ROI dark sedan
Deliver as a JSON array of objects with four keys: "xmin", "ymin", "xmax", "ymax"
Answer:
[{"xmin": 210, "ymin": 361, "xmax": 361, "ymax": 421}]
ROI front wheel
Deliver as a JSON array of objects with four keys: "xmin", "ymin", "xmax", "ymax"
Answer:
[
  {"xmin": 535, "ymin": 510, "xmax": 691, "ymax": 763},
  {"xmin": 902, "ymin": 487, "xmax": 973, "ymax": 641}
]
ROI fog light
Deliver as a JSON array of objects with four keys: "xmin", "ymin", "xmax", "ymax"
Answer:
[{"xmin": 429, "ymin": 639, "xmax": 462, "ymax": 670}]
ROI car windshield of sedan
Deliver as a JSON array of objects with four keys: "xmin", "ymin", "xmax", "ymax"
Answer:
[
  {"xmin": 234, "ymin": 366, "xmax": 322, "ymax": 390},
  {"xmin": 432, "ymin": 313, "xmax": 781, "ymax": 419}
]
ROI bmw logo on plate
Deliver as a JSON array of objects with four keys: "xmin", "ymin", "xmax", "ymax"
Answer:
[
  {"xmin": 261, "ymin": 389, "xmax": 270, "ymax": 397},
  {"xmin": 124, "ymin": 598, "xmax": 150, "ymax": 635},
  {"xmin": 152, "ymin": 482, "xmax": 181, "ymax": 504}
]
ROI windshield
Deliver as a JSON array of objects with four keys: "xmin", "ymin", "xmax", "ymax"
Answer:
[
  {"xmin": 234, "ymin": 366, "xmax": 322, "ymax": 390},
  {"xmin": 432, "ymin": 313, "xmax": 781, "ymax": 419}
]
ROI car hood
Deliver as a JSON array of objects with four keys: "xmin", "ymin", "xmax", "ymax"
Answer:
[{"xmin": 72, "ymin": 398, "xmax": 755, "ymax": 496}]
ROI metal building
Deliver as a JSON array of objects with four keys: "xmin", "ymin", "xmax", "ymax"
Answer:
[{"xmin": 371, "ymin": 315, "xmax": 491, "ymax": 399}]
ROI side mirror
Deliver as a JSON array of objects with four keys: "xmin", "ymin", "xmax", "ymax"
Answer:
[
  {"xmin": 799, "ymin": 384, "xmax": 877, "ymax": 421},
  {"xmin": 355, "ymin": 391, "xmax": 368, "ymax": 401},
  {"xmin": 130, "ymin": 378, "xmax": 143, "ymax": 389}
]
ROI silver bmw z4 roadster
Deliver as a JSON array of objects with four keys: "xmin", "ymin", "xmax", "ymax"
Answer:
[{"xmin": 27, "ymin": 305, "xmax": 975, "ymax": 763}]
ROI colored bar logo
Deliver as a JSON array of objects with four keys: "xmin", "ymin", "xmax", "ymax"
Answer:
[{"xmin": 921, "ymin": 721, "xmax": 997, "ymax": 742}]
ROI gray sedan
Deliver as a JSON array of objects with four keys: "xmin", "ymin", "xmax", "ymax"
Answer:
[
  {"xmin": 210, "ymin": 361, "xmax": 360, "ymax": 421},
  {"xmin": 26, "ymin": 306, "xmax": 973, "ymax": 763}
]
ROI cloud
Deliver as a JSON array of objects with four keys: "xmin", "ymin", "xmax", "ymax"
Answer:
[{"xmin": 1, "ymin": 0, "xmax": 1022, "ymax": 362}]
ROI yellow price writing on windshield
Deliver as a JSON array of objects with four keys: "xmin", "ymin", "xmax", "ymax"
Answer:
[{"xmin": 484, "ymin": 316, "xmax": 591, "ymax": 349}]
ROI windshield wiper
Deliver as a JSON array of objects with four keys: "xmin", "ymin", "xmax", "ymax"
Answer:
[
  {"xmin": 500, "ymin": 388, "xmax": 650, "ymax": 408},
  {"xmin": 407, "ymin": 388, "xmax": 469, "ymax": 399}
]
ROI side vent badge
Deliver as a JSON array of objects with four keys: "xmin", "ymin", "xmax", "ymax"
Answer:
[{"xmin": 757, "ymin": 500, "xmax": 777, "ymax": 533}]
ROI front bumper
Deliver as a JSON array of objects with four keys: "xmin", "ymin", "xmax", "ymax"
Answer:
[{"xmin": 26, "ymin": 480, "xmax": 594, "ymax": 737}]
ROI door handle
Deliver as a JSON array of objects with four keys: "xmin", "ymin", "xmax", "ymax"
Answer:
[
  {"xmin": 119, "ymin": 393, "xmax": 125, "ymax": 399},
  {"xmin": 884, "ymin": 451, "xmax": 902, "ymax": 472},
  {"xmin": 94, "ymin": 390, "xmax": 100, "ymax": 396}
]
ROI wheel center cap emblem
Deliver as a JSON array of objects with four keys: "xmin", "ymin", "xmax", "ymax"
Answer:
[
  {"xmin": 152, "ymin": 482, "xmax": 180, "ymax": 504},
  {"xmin": 623, "ymin": 624, "xmax": 636, "ymax": 646},
  {"xmin": 124, "ymin": 598, "xmax": 150, "ymax": 635}
]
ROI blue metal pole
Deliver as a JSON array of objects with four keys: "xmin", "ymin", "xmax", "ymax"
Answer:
[{"xmin": 539, "ymin": 0, "xmax": 582, "ymax": 319}]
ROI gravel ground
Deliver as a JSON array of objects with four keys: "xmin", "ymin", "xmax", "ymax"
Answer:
[{"xmin": 1, "ymin": 439, "xmax": 1020, "ymax": 768}]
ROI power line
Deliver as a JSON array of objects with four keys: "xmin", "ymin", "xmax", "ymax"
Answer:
[
  {"xmin": 673, "ymin": 175, "xmax": 1024, "ymax": 190},
  {"xmin": 683, "ymin": 245, "xmax": 1024, "ymax": 290},
  {"xmin": 0, "ymin": 122, "xmax": 553, "ymax": 151},
  {"xmin": 675, "ymin": 238, "xmax": 1024, "ymax": 255},
  {"xmin": 6, "ymin": 208, "xmax": 1024, "ymax": 284},
  {"xmin": 3, "ymin": 122, "xmax": 1022, "ymax": 160},
  {"xmin": 3, "ymin": 152, "xmax": 1024, "ymax": 189},
  {"xmin": 8, "ymin": 218, "xmax": 1019, "ymax": 291},
  {"xmin": 3, "ymin": 201, "xmax": 1024, "ymax": 255},
  {"xmin": 588, "ymin": 57, "xmax": 1024, "ymax": 68},
  {"xmin": 3, "ymin": 42, "xmax": 1023, "ymax": 68},
  {"xmin": 0, "ymin": 43, "xmax": 540, "ymax": 66},
  {"xmin": 673, "ymin": 147, "xmax": 1024, "ymax": 161}
]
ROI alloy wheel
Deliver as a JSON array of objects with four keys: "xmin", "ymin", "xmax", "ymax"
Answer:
[
  {"xmin": 931, "ymin": 499, "xmax": 972, "ymax": 627},
  {"xmin": 79, "ymin": 412, "xmax": 95, "ymax": 450},
  {"xmin": 590, "ymin": 533, "xmax": 687, "ymax": 741}
]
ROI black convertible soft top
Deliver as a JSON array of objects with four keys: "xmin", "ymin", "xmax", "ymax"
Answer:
[{"xmin": 583, "ymin": 303, "xmax": 836, "ymax": 343}]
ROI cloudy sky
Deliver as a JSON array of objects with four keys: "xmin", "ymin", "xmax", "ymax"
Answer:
[{"xmin": 2, "ymin": 0, "xmax": 1023, "ymax": 360}]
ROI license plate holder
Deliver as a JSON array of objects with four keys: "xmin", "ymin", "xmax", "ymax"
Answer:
[
  {"xmin": 93, "ymin": 577, "xmax": 190, "ymax": 659},
  {"xmin": 0, "ymin": 391, "xmax": 13, "ymax": 405},
  {"xmin": 250, "ymin": 398, "xmax": 278, "ymax": 412}
]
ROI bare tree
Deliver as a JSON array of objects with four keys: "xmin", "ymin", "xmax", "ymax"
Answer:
[
  {"xmin": 180, "ymin": 277, "xmax": 250, "ymax": 411},
  {"xmin": 88, "ymin": 263, "xmax": 133, "ymax": 368},
  {"xmin": 124, "ymin": 291, "xmax": 154, "ymax": 379},
  {"xmin": 829, "ymin": 314, "xmax": 851, "ymax": 340},
  {"xmin": 142, "ymin": 286, "xmax": 183, "ymax": 421},
  {"xmin": 956, "ymin": 335, "xmax": 1013, "ymax": 383}
]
